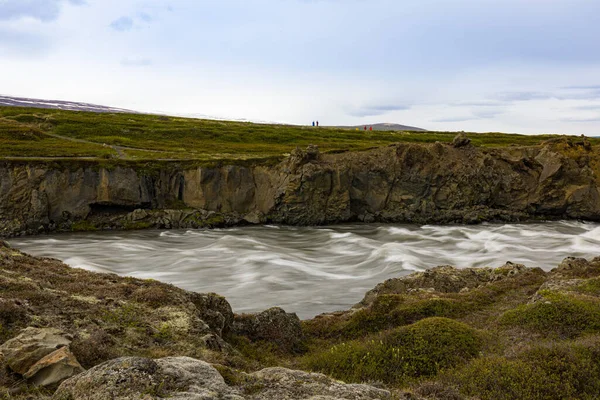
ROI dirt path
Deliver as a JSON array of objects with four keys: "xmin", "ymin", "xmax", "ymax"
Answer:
[{"xmin": 42, "ymin": 131, "xmax": 178, "ymax": 159}]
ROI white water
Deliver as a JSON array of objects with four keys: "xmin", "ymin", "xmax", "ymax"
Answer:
[{"xmin": 9, "ymin": 221, "xmax": 600, "ymax": 318}]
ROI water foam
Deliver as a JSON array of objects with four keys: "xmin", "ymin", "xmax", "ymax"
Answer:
[{"xmin": 9, "ymin": 221, "xmax": 600, "ymax": 319}]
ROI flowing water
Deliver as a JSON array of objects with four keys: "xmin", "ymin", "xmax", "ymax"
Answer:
[{"xmin": 9, "ymin": 221, "xmax": 600, "ymax": 319}]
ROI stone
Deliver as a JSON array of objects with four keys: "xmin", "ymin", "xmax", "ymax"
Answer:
[
  {"xmin": 246, "ymin": 367, "xmax": 391, "ymax": 399},
  {"xmin": 243, "ymin": 211, "xmax": 264, "ymax": 225},
  {"xmin": 189, "ymin": 292, "xmax": 234, "ymax": 336},
  {"xmin": 0, "ymin": 327, "xmax": 72, "ymax": 375},
  {"xmin": 23, "ymin": 346, "xmax": 84, "ymax": 387},
  {"xmin": 53, "ymin": 356, "xmax": 244, "ymax": 400},
  {"xmin": 452, "ymin": 133, "xmax": 471, "ymax": 148},
  {"xmin": 232, "ymin": 307, "xmax": 304, "ymax": 352},
  {"xmin": 53, "ymin": 357, "xmax": 389, "ymax": 400}
]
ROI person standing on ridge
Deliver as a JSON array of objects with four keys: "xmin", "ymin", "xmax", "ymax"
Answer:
[
  {"xmin": 364, "ymin": 126, "xmax": 367, "ymax": 131},
  {"xmin": 316, "ymin": 121, "xmax": 319, "ymax": 127},
  {"xmin": 312, "ymin": 121, "xmax": 315, "ymax": 127},
  {"xmin": 370, "ymin": 126, "xmax": 373, "ymax": 131}
]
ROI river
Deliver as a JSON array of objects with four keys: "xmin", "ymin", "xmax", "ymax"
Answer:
[{"xmin": 9, "ymin": 221, "xmax": 600, "ymax": 319}]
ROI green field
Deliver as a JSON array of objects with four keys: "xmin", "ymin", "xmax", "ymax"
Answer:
[{"xmin": 0, "ymin": 106, "xmax": 595, "ymax": 162}]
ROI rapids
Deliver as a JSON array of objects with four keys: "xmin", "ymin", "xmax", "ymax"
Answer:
[{"xmin": 10, "ymin": 221, "xmax": 600, "ymax": 318}]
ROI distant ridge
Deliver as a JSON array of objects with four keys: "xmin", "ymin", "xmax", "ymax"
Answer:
[
  {"xmin": 0, "ymin": 95, "xmax": 136, "ymax": 114},
  {"xmin": 335, "ymin": 123, "xmax": 426, "ymax": 132}
]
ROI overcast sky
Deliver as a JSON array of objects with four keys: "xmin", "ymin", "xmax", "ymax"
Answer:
[{"xmin": 1, "ymin": 0, "xmax": 600, "ymax": 134}]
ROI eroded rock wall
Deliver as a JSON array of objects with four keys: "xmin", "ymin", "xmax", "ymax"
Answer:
[{"xmin": 1, "ymin": 137, "xmax": 600, "ymax": 236}]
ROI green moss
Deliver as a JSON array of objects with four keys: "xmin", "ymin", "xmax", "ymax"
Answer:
[
  {"xmin": 447, "ymin": 338, "xmax": 600, "ymax": 400},
  {"xmin": 71, "ymin": 220, "xmax": 98, "ymax": 232},
  {"xmin": 344, "ymin": 296, "xmax": 462, "ymax": 338},
  {"xmin": 500, "ymin": 291, "xmax": 600, "ymax": 338},
  {"xmin": 576, "ymin": 277, "xmax": 600, "ymax": 296},
  {"xmin": 153, "ymin": 323, "xmax": 175, "ymax": 342},
  {"xmin": 101, "ymin": 303, "xmax": 144, "ymax": 328},
  {"xmin": 303, "ymin": 317, "xmax": 482, "ymax": 385},
  {"xmin": 123, "ymin": 221, "xmax": 153, "ymax": 230}
]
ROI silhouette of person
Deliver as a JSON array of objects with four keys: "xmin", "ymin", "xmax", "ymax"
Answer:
[
  {"xmin": 312, "ymin": 121, "xmax": 315, "ymax": 127},
  {"xmin": 370, "ymin": 126, "xmax": 373, "ymax": 131},
  {"xmin": 316, "ymin": 121, "xmax": 319, "ymax": 127},
  {"xmin": 364, "ymin": 126, "xmax": 367, "ymax": 131}
]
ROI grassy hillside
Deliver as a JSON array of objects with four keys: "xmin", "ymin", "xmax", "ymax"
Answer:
[{"xmin": 0, "ymin": 106, "xmax": 596, "ymax": 162}]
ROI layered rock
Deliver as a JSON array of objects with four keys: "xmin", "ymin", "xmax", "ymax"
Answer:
[
  {"xmin": 0, "ymin": 327, "xmax": 84, "ymax": 387},
  {"xmin": 2, "ymin": 137, "xmax": 600, "ymax": 236}
]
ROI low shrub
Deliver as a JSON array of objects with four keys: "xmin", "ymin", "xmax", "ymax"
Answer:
[
  {"xmin": 499, "ymin": 291, "xmax": 600, "ymax": 338},
  {"xmin": 447, "ymin": 338, "xmax": 600, "ymax": 400},
  {"xmin": 303, "ymin": 317, "xmax": 482, "ymax": 384}
]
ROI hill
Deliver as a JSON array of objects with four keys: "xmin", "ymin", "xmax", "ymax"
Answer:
[
  {"xmin": 0, "ymin": 95, "xmax": 135, "ymax": 114},
  {"xmin": 336, "ymin": 122, "xmax": 426, "ymax": 131}
]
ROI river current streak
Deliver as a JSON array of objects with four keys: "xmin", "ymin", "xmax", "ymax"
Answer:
[{"xmin": 10, "ymin": 221, "xmax": 600, "ymax": 319}]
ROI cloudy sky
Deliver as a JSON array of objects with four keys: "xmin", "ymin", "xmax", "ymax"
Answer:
[{"xmin": 1, "ymin": 0, "xmax": 600, "ymax": 134}]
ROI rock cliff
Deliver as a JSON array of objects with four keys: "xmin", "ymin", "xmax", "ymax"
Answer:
[{"xmin": 2, "ymin": 136, "xmax": 599, "ymax": 236}]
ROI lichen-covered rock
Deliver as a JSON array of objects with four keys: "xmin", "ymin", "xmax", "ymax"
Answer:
[
  {"xmin": 53, "ymin": 356, "xmax": 244, "ymax": 400},
  {"xmin": 0, "ymin": 327, "xmax": 73, "ymax": 375},
  {"xmin": 358, "ymin": 262, "xmax": 535, "ymax": 307},
  {"xmin": 53, "ymin": 357, "xmax": 389, "ymax": 400},
  {"xmin": 550, "ymin": 257, "xmax": 600, "ymax": 279},
  {"xmin": 233, "ymin": 308, "xmax": 304, "ymax": 352},
  {"xmin": 245, "ymin": 367, "xmax": 390, "ymax": 399}
]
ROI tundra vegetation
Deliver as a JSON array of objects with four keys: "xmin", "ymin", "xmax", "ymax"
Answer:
[{"xmin": 1, "ymin": 106, "xmax": 597, "ymax": 162}]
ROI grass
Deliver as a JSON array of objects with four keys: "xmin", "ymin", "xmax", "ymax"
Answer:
[{"xmin": 0, "ymin": 106, "xmax": 595, "ymax": 162}]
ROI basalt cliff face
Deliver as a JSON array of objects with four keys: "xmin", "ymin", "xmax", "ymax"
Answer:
[{"xmin": 1, "ymin": 136, "xmax": 599, "ymax": 236}]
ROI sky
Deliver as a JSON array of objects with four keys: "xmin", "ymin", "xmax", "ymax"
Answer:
[{"xmin": 1, "ymin": 0, "xmax": 600, "ymax": 134}]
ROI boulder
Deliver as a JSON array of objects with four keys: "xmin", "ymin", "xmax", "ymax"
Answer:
[
  {"xmin": 452, "ymin": 133, "xmax": 471, "ymax": 148},
  {"xmin": 53, "ymin": 356, "xmax": 390, "ymax": 400},
  {"xmin": 246, "ymin": 367, "xmax": 390, "ymax": 399},
  {"xmin": 53, "ymin": 356, "xmax": 243, "ymax": 400},
  {"xmin": 23, "ymin": 346, "xmax": 84, "ymax": 387},
  {"xmin": 189, "ymin": 292, "xmax": 235, "ymax": 336},
  {"xmin": 233, "ymin": 307, "xmax": 304, "ymax": 352},
  {"xmin": 0, "ymin": 327, "xmax": 72, "ymax": 375}
]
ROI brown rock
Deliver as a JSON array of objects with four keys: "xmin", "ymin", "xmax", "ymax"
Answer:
[
  {"xmin": 24, "ymin": 346, "xmax": 84, "ymax": 387},
  {"xmin": 0, "ymin": 327, "xmax": 72, "ymax": 375},
  {"xmin": 233, "ymin": 307, "xmax": 304, "ymax": 353}
]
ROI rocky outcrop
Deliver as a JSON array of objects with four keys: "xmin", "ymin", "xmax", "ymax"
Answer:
[
  {"xmin": 357, "ymin": 262, "xmax": 535, "ymax": 307},
  {"xmin": 2, "ymin": 137, "xmax": 600, "ymax": 236},
  {"xmin": 53, "ymin": 356, "xmax": 390, "ymax": 400}
]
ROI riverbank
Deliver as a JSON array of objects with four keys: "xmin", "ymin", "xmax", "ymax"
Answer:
[
  {"xmin": 1, "ymin": 241, "xmax": 600, "ymax": 399},
  {"xmin": 3, "ymin": 134, "xmax": 600, "ymax": 238}
]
